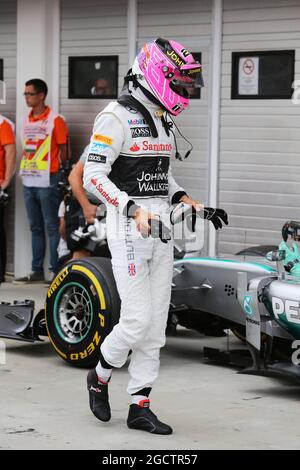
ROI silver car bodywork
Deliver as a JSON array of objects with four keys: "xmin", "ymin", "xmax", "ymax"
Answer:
[{"xmin": 171, "ymin": 252, "xmax": 300, "ymax": 381}]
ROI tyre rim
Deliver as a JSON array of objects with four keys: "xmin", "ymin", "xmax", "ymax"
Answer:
[{"xmin": 53, "ymin": 282, "xmax": 94, "ymax": 344}]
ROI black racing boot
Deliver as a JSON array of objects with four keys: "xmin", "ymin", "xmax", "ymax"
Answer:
[
  {"xmin": 87, "ymin": 369, "xmax": 111, "ymax": 422},
  {"xmin": 127, "ymin": 400, "xmax": 173, "ymax": 435}
]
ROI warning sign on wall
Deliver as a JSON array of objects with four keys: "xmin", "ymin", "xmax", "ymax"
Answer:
[{"xmin": 238, "ymin": 57, "xmax": 259, "ymax": 95}]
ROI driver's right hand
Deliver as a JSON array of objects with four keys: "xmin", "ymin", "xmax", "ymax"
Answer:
[
  {"xmin": 133, "ymin": 207, "xmax": 156, "ymax": 236},
  {"xmin": 83, "ymin": 202, "xmax": 97, "ymax": 224}
]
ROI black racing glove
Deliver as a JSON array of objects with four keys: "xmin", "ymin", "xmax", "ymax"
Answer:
[
  {"xmin": 148, "ymin": 218, "xmax": 171, "ymax": 243},
  {"xmin": 200, "ymin": 207, "xmax": 228, "ymax": 230},
  {"xmin": 170, "ymin": 203, "xmax": 228, "ymax": 232}
]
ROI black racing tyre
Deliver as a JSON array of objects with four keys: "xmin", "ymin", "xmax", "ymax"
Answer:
[{"xmin": 45, "ymin": 257, "xmax": 120, "ymax": 368}]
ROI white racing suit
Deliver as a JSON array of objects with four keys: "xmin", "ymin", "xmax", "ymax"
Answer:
[{"xmin": 83, "ymin": 90, "xmax": 186, "ymax": 395}]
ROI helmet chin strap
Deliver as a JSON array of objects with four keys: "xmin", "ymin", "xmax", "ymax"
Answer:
[{"xmin": 124, "ymin": 71, "xmax": 165, "ymax": 110}]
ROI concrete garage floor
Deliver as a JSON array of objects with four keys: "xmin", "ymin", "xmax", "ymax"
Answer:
[{"xmin": 1, "ymin": 282, "xmax": 300, "ymax": 450}]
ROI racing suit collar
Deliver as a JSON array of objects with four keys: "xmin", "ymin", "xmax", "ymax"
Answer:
[{"xmin": 130, "ymin": 87, "xmax": 163, "ymax": 115}]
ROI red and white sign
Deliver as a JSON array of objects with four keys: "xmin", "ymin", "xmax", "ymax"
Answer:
[{"xmin": 239, "ymin": 57, "xmax": 259, "ymax": 95}]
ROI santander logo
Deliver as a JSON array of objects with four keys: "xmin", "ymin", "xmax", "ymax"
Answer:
[
  {"xmin": 90, "ymin": 178, "xmax": 119, "ymax": 207},
  {"xmin": 142, "ymin": 141, "xmax": 172, "ymax": 152},
  {"xmin": 130, "ymin": 143, "xmax": 140, "ymax": 152}
]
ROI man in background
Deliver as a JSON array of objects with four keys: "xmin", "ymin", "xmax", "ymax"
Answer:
[
  {"xmin": 91, "ymin": 78, "xmax": 114, "ymax": 97},
  {"xmin": 14, "ymin": 79, "xmax": 68, "ymax": 283}
]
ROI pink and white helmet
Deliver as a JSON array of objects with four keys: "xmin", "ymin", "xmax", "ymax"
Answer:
[{"xmin": 133, "ymin": 37, "xmax": 204, "ymax": 116}]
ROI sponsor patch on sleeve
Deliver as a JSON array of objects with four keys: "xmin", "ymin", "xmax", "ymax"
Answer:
[
  {"xmin": 87, "ymin": 154, "xmax": 107, "ymax": 163},
  {"xmin": 90, "ymin": 142, "xmax": 108, "ymax": 153},
  {"xmin": 93, "ymin": 134, "xmax": 113, "ymax": 146}
]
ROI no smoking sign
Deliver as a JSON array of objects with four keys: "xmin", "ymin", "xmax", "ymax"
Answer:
[{"xmin": 243, "ymin": 58, "xmax": 255, "ymax": 75}]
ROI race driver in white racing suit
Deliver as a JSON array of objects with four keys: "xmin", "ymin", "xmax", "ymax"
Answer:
[{"xmin": 83, "ymin": 37, "xmax": 228, "ymax": 435}]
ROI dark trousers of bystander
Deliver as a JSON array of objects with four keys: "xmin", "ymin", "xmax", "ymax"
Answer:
[{"xmin": 0, "ymin": 204, "xmax": 6, "ymax": 281}]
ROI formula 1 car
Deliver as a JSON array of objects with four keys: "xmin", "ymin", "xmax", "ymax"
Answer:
[
  {"xmin": 170, "ymin": 221, "xmax": 300, "ymax": 382},
  {"xmin": 1, "ymin": 219, "xmax": 300, "ymax": 385}
]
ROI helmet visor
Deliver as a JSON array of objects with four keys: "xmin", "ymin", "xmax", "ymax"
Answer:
[{"xmin": 173, "ymin": 63, "xmax": 204, "ymax": 89}]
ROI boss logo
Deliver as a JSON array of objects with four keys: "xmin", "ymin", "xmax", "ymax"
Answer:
[
  {"xmin": 130, "ymin": 127, "xmax": 151, "ymax": 138},
  {"xmin": 87, "ymin": 153, "xmax": 107, "ymax": 163}
]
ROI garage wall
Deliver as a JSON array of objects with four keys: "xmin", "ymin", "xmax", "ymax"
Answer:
[
  {"xmin": 59, "ymin": 0, "xmax": 300, "ymax": 257},
  {"xmin": 0, "ymin": 0, "xmax": 16, "ymax": 121},
  {"xmin": 218, "ymin": 0, "xmax": 300, "ymax": 255},
  {"xmin": 137, "ymin": 0, "xmax": 212, "ymax": 205},
  {"xmin": 60, "ymin": 0, "xmax": 128, "ymax": 160},
  {"xmin": 0, "ymin": 0, "xmax": 17, "ymax": 274}
]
